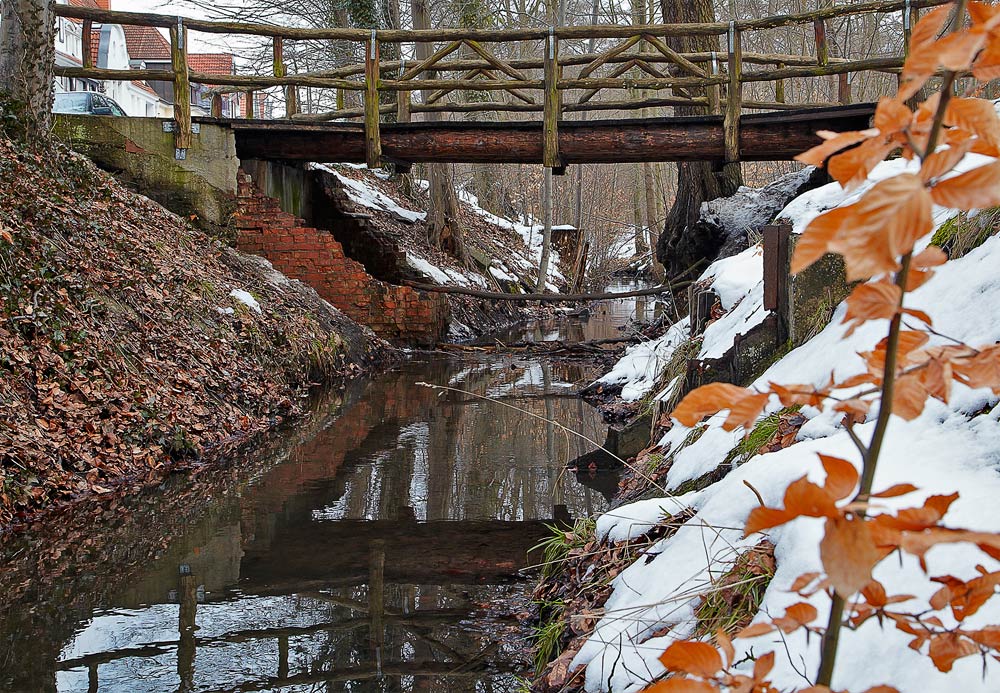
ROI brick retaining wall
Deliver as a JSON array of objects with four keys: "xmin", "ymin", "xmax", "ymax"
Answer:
[{"xmin": 234, "ymin": 172, "xmax": 448, "ymax": 346}]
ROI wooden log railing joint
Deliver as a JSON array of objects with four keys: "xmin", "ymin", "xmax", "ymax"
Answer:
[
  {"xmin": 543, "ymin": 27, "xmax": 562, "ymax": 170},
  {"xmin": 724, "ymin": 23, "xmax": 742, "ymax": 163},
  {"xmin": 364, "ymin": 29, "xmax": 382, "ymax": 168},
  {"xmin": 708, "ymin": 51, "xmax": 721, "ymax": 114},
  {"xmin": 169, "ymin": 16, "xmax": 192, "ymax": 157}
]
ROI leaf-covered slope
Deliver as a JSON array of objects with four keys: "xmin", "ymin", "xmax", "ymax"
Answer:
[{"xmin": 0, "ymin": 137, "xmax": 388, "ymax": 527}]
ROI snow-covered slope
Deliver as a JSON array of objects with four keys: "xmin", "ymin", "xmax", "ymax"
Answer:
[{"xmin": 572, "ymin": 158, "xmax": 1000, "ymax": 692}]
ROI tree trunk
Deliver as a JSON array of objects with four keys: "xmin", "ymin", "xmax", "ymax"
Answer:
[
  {"xmin": 411, "ymin": 0, "xmax": 468, "ymax": 264},
  {"xmin": 656, "ymin": 0, "xmax": 743, "ymax": 277},
  {"xmin": 0, "ymin": 0, "xmax": 55, "ymax": 136}
]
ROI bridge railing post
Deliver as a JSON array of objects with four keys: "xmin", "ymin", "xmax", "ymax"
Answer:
[
  {"xmin": 543, "ymin": 27, "xmax": 562, "ymax": 170},
  {"xmin": 365, "ymin": 29, "xmax": 383, "ymax": 169},
  {"xmin": 169, "ymin": 17, "xmax": 193, "ymax": 157},
  {"xmin": 82, "ymin": 19, "xmax": 93, "ymax": 69},
  {"xmin": 274, "ymin": 36, "xmax": 297, "ymax": 118},
  {"xmin": 723, "ymin": 22, "xmax": 742, "ymax": 164},
  {"xmin": 708, "ymin": 51, "xmax": 721, "ymax": 115},
  {"xmin": 396, "ymin": 58, "xmax": 411, "ymax": 123}
]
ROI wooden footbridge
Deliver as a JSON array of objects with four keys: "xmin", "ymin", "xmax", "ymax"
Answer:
[{"xmin": 55, "ymin": 0, "xmax": 947, "ymax": 171}]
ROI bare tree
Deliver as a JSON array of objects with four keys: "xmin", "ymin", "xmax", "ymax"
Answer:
[
  {"xmin": 0, "ymin": 0, "xmax": 55, "ymax": 135},
  {"xmin": 655, "ymin": 0, "xmax": 743, "ymax": 277}
]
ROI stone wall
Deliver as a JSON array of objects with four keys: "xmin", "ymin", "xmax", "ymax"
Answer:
[{"xmin": 234, "ymin": 172, "xmax": 448, "ymax": 346}]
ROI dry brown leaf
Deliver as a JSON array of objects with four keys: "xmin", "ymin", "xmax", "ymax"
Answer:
[
  {"xmin": 931, "ymin": 161, "xmax": 1000, "ymax": 210},
  {"xmin": 657, "ymin": 641, "xmax": 723, "ymax": 679},
  {"xmin": 821, "ymin": 515, "xmax": 882, "ymax": 597}
]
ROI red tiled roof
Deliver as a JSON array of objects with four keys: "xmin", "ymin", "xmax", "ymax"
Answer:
[
  {"xmin": 122, "ymin": 24, "xmax": 171, "ymax": 61},
  {"xmin": 89, "ymin": 28, "xmax": 100, "ymax": 66},
  {"xmin": 187, "ymin": 53, "xmax": 234, "ymax": 75},
  {"xmin": 66, "ymin": 0, "xmax": 101, "ymax": 8}
]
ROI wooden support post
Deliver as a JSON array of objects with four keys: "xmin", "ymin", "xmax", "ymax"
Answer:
[
  {"xmin": 814, "ymin": 19, "xmax": 828, "ymax": 66},
  {"xmin": 903, "ymin": 0, "xmax": 916, "ymax": 57},
  {"xmin": 396, "ymin": 58, "xmax": 410, "ymax": 122},
  {"xmin": 775, "ymin": 62, "xmax": 785, "ymax": 103},
  {"xmin": 273, "ymin": 36, "xmax": 296, "ymax": 117},
  {"xmin": 211, "ymin": 93, "xmax": 222, "ymax": 118},
  {"xmin": 82, "ymin": 19, "xmax": 93, "ymax": 69},
  {"xmin": 708, "ymin": 51, "xmax": 721, "ymax": 115},
  {"xmin": 543, "ymin": 27, "xmax": 562, "ymax": 170},
  {"xmin": 169, "ymin": 17, "xmax": 192, "ymax": 154},
  {"xmin": 724, "ymin": 23, "xmax": 742, "ymax": 164},
  {"xmin": 364, "ymin": 29, "xmax": 382, "ymax": 168},
  {"xmin": 762, "ymin": 224, "xmax": 791, "ymax": 341},
  {"xmin": 838, "ymin": 72, "xmax": 851, "ymax": 104},
  {"xmin": 245, "ymin": 90, "xmax": 254, "ymax": 118}
]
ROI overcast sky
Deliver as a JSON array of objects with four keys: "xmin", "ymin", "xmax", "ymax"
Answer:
[{"xmin": 119, "ymin": 1, "xmax": 258, "ymax": 56}]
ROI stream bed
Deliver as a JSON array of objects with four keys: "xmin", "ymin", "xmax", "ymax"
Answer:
[{"xmin": 0, "ymin": 285, "xmax": 660, "ymax": 692}]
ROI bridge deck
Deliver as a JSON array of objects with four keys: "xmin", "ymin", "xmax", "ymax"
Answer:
[{"xmin": 220, "ymin": 103, "xmax": 875, "ymax": 166}]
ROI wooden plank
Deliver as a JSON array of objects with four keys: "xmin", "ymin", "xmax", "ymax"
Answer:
[
  {"xmin": 55, "ymin": 67, "xmax": 175, "ymax": 81},
  {"xmin": 814, "ymin": 19, "xmax": 829, "ymax": 66},
  {"xmin": 724, "ymin": 24, "xmax": 742, "ymax": 163},
  {"xmin": 543, "ymin": 29, "xmax": 561, "ymax": 169},
  {"xmin": 169, "ymin": 18, "xmax": 192, "ymax": 151},
  {"xmin": 838, "ymin": 72, "xmax": 851, "ymax": 104},
  {"xmin": 364, "ymin": 32, "xmax": 382, "ymax": 168},
  {"xmin": 233, "ymin": 105, "xmax": 876, "ymax": 164},
  {"xmin": 82, "ymin": 19, "xmax": 93, "ymax": 69},
  {"xmin": 775, "ymin": 62, "xmax": 785, "ymax": 102}
]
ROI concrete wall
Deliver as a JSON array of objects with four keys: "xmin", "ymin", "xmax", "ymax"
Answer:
[{"xmin": 53, "ymin": 115, "xmax": 238, "ymax": 230}]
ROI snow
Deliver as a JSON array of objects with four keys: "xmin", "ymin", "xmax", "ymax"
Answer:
[
  {"xmin": 229, "ymin": 289, "xmax": 261, "ymax": 314},
  {"xmin": 573, "ymin": 153, "xmax": 1000, "ymax": 691},
  {"xmin": 311, "ymin": 163, "xmax": 426, "ymax": 223},
  {"xmin": 593, "ymin": 318, "xmax": 691, "ymax": 401}
]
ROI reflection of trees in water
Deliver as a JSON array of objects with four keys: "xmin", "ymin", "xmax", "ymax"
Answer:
[
  {"xmin": 1, "ymin": 351, "xmax": 610, "ymax": 691},
  {"xmin": 322, "ymin": 356, "xmax": 608, "ymax": 523}
]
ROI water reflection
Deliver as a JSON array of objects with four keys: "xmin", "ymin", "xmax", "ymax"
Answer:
[
  {"xmin": 0, "ymin": 286, "xmax": 660, "ymax": 692},
  {"xmin": 1, "ymin": 355, "xmax": 613, "ymax": 693}
]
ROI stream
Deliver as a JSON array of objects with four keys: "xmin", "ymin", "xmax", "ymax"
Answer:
[{"xmin": 0, "ymin": 284, "xmax": 660, "ymax": 693}]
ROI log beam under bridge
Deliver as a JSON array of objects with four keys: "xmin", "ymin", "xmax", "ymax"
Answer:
[{"xmin": 222, "ymin": 103, "xmax": 874, "ymax": 165}]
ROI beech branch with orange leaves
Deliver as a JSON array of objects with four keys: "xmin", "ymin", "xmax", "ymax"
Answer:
[{"xmin": 645, "ymin": 2, "xmax": 1000, "ymax": 691}]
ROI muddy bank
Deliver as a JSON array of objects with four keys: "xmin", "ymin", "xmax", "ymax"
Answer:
[{"xmin": 0, "ymin": 136, "xmax": 394, "ymax": 530}]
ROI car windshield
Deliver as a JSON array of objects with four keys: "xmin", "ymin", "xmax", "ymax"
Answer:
[{"xmin": 53, "ymin": 92, "xmax": 91, "ymax": 114}]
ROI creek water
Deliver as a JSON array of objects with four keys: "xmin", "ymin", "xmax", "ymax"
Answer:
[{"xmin": 0, "ymin": 284, "xmax": 661, "ymax": 693}]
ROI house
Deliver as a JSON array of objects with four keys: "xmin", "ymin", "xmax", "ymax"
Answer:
[
  {"xmin": 47, "ymin": 0, "xmax": 242, "ymax": 118},
  {"xmin": 122, "ymin": 24, "xmax": 244, "ymax": 118}
]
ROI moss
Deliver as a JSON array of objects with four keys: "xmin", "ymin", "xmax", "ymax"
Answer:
[
  {"xmin": 724, "ymin": 405, "xmax": 802, "ymax": 467},
  {"xmin": 931, "ymin": 208, "xmax": 1000, "ymax": 259},
  {"xmin": 694, "ymin": 540, "xmax": 776, "ymax": 639}
]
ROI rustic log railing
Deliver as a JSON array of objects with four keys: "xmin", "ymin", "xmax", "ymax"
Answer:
[{"xmin": 54, "ymin": 0, "xmax": 950, "ymax": 165}]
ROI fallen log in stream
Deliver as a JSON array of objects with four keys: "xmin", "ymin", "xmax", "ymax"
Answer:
[
  {"xmin": 438, "ymin": 336, "xmax": 639, "ymax": 357},
  {"xmin": 400, "ymin": 281, "xmax": 690, "ymax": 302}
]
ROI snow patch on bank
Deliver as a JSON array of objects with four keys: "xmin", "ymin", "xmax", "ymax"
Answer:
[
  {"xmin": 594, "ymin": 317, "xmax": 691, "ymax": 402},
  {"xmin": 573, "ymin": 156, "xmax": 1000, "ymax": 691}
]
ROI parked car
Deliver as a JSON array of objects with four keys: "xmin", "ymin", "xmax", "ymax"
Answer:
[{"xmin": 53, "ymin": 92, "xmax": 127, "ymax": 116}]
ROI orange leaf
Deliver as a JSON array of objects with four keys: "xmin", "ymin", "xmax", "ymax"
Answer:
[
  {"xmin": 736, "ymin": 622, "xmax": 775, "ymax": 639},
  {"xmin": 821, "ymin": 515, "xmax": 882, "ymax": 597},
  {"xmin": 790, "ymin": 206, "xmax": 852, "ymax": 274},
  {"xmin": 773, "ymin": 602, "xmax": 819, "ymax": 633},
  {"xmin": 898, "ymin": 5, "xmax": 953, "ymax": 99},
  {"xmin": 843, "ymin": 279, "xmax": 902, "ymax": 328},
  {"xmin": 671, "ymin": 383, "xmax": 768, "ymax": 432},
  {"xmin": 928, "ymin": 632, "xmax": 978, "ymax": 672},
  {"xmin": 820, "ymin": 454, "xmax": 859, "ymax": 501},
  {"xmin": 930, "ymin": 569, "xmax": 1000, "ymax": 620},
  {"xmin": 871, "ymin": 483, "xmax": 919, "ymax": 498},
  {"xmin": 936, "ymin": 31, "xmax": 987, "ymax": 71},
  {"xmin": 862, "ymin": 687, "xmax": 901, "ymax": 693},
  {"xmin": 658, "ymin": 641, "xmax": 723, "ymax": 678},
  {"xmin": 828, "ymin": 137, "xmax": 897, "ymax": 191},
  {"xmin": 931, "ymin": 161, "xmax": 1000, "ymax": 210},
  {"xmin": 952, "ymin": 344, "xmax": 1000, "ymax": 393},
  {"xmin": 770, "ymin": 382, "xmax": 828, "ymax": 408},
  {"xmin": 715, "ymin": 630, "xmax": 735, "ymax": 668},
  {"xmin": 913, "ymin": 245, "xmax": 948, "ymax": 268},
  {"xmin": 919, "ymin": 140, "xmax": 973, "ymax": 182},
  {"xmin": 973, "ymin": 37, "xmax": 1000, "ymax": 80},
  {"xmin": 944, "ymin": 98, "xmax": 1000, "ymax": 151},
  {"xmin": 862, "ymin": 580, "xmax": 888, "ymax": 607},
  {"xmin": 745, "ymin": 475, "xmax": 841, "ymax": 536},
  {"xmin": 752, "ymin": 651, "xmax": 775, "ymax": 682},
  {"xmin": 745, "ymin": 506, "xmax": 796, "ymax": 536},
  {"xmin": 873, "ymin": 98, "xmax": 912, "ymax": 135},
  {"xmin": 644, "ymin": 680, "xmax": 718, "ymax": 693},
  {"xmin": 838, "ymin": 174, "xmax": 933, "ymax": 266},
  {"xmin": 795, "ymin": 129, "xmax": 877, "ymax": 167},
  {"xmin": 892, "ymin": 373, "xmax": 929, "ymax": 420}
]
